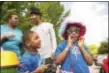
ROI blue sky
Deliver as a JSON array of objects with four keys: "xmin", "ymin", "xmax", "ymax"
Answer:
[{"xmin": 61, "ymin": 2, "xmax": 108, "ymax": 45}]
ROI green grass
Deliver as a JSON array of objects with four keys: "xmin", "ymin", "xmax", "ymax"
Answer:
[{"xmin": 1, "ymin": 67, "xmax": 19, "ymax": 73}]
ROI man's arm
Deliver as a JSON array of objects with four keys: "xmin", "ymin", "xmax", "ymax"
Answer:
[
  {"xmin": 49, "ymin": 24, "xmax": 57, "ymax": 53},
  {"xmin": 1, "ymin": 32, "xmax": 15, "ymax": 40},
  {"xmin": 0, "ymin": 33, "xmax": 15, "ymax": 45}
]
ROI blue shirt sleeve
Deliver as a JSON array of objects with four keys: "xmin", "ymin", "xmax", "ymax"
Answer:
[
  {"xmin": 18, "ymin": 57, "xmax": 32, "ymax": 73},
  {"xmin": 54, "ymin": 41, "xmax": 66, "ymax": 57},
  {"xmin": 54, "ymin": 46, "xmax": 62, "ymax": 57},
  {"xmin": 18, "ymin": 54, "xmax": 39, "ymax": 73}
]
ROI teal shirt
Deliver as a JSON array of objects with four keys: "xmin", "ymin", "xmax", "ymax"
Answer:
[{"xmin": 1, "ymin": 24, "xmax": 22, "ymax": 58}]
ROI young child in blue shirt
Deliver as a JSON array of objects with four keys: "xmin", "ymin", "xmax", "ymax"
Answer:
[
  {"xmin": 18, "ymin": 31, "xmax": 48, "ymax": 73},
  {"xmin": 54, "ymin": 21, "xmax": 93, "ymax": 73}
]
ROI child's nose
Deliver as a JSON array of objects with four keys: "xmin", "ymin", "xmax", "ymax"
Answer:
[
  {"xmin": 72, "ymin": 31, "xmax": 76, "ymax": 34},
  {"xmin": 39, "ymin": 39, "xmax": 41, "ymax": 42}
]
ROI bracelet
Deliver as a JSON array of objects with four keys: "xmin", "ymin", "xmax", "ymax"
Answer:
[{"xmin": 65, "ymin": 46, "xmax": 70, "ymax": 51}]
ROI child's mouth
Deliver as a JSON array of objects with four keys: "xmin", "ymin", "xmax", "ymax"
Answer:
[{"xmin": 71, "ymin": 37, "xmax": 77, "ymax": 39}]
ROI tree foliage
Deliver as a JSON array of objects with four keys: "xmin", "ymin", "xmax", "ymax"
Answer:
[
  {"xmin": 98, "ymin": 40, "xmax": 108, "ymax": 54},
  {"xmin": 88, "ymin": 44, "xmax": 99, "ymax": 56},
  {"xmin": 0, "ymin": 2, "xmax": 70, "ymax": 44}
]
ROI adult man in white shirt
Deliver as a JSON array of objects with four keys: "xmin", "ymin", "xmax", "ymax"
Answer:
[{"xmin": 29, "ymin": 7, "xmax": 57, "ymax": 64}]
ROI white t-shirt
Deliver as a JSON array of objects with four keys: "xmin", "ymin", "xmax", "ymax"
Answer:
[{"xmin": 31, "ymin": 22, "xmax": 57, "ymax": 58}]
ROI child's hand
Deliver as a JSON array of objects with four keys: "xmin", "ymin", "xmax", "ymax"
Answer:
[
  {"xmin": 78, "ymin": 36, "xmax": 84, "ymax": 49},
  {"xmin": 67, "ymin": 34, "xmax": 74, "ymax": 48},
  {"xmin": 33, "ymin": 65, "xmax": 48, "ymax": 73}
]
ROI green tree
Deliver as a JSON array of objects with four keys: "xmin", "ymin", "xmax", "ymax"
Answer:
[
  {"xmin": 55, "ymin": 10, "xmax": 71, "ymax": 43},
  {"xmin": 88, "ymin": 44, "xmax": 99, "ymax": 56},
  {"xmin": 98, "ymin": 40, "xmax": 108, "ymax": 54},
  {"xmin": 0, "ymin": 2, "xmax": 66, "ymax": 44},
  {"xmin": 0, "ymin": 1, "xmax": 4, "ymax": 25}
]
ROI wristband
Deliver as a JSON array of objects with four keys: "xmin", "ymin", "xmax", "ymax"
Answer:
[{"xmin": 65, "ymin": 46, "xmax": 70, "ymax": 51}]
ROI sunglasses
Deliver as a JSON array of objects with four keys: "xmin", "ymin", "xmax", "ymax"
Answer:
[{"xmin": 67, "ymin": 26, "xmax": 80, "ymax": 34}]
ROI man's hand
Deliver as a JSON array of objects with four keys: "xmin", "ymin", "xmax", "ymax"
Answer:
[{"xmin": 4, "ymin": 32, "xmax": 15, "ymax": 38}]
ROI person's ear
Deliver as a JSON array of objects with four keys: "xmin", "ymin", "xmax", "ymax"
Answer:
[{"xmin": 25, "ymin": 41, "xmax": 31, "ymax": 47}]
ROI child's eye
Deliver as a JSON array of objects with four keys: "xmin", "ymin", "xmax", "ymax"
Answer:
[
  {"xmin": 36, "ymin": 36, "xmax": 39, "ymax": 39},
  {"xmin": 36, "ymin": 37, "xmax": 38, "ymax": 39}
]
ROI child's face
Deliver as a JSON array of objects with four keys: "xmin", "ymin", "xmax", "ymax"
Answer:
[
  {"xmin": 67, "ymin": 26, "xmax": 80, "ymax": 41},
  {"xmin": 29, "ymin": 32, "xmax": 41, "ymax": 49}
]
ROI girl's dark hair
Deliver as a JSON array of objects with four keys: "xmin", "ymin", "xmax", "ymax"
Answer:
[
  {"xmin": 23, "ymin": 31, "xmax": 34, "ymax": 44},
  {"xmin": 22, "ymin": 31, "xmax": 35, "ymax": 51}
]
